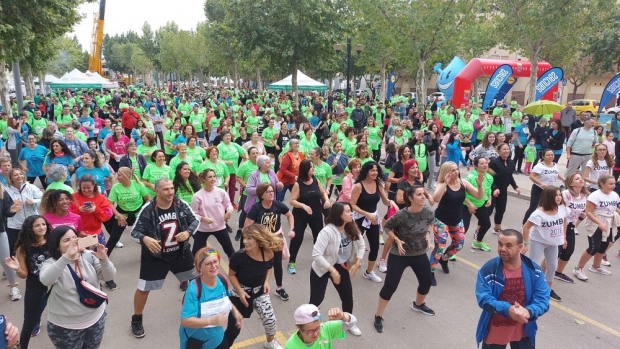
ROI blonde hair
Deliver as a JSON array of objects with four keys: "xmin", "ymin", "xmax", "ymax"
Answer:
[
  {"xmin": 117, "ymin": 167, "xmax": 140, "ymax": 182},
  {"xmin": 242, "ymin": 224, "xmax": 283, "ymax": 252},
  {"xmin": 437, "ymin": 161, "xmax": 457, "ymax": 184}
]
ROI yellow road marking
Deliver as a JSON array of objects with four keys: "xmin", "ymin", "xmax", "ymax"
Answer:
[
  {"xmin": 231, "ymin": 331, "xmax": 288, "ymax": 349},
  {"xmin": 457, "ymin": 255, "xmax": 620, "ymax": 338}
]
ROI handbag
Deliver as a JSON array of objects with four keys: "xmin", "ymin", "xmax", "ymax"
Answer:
[{"xmin": 67, "ymin": 261, "xmax": 108, "ymax": 309}]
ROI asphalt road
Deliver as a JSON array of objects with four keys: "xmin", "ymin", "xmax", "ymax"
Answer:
[{"xmin": 4, "ymin": 193, "xmax": 620, "ymax": 349}]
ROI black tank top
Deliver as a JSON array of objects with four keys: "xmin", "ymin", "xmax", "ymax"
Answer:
[
  {"xmin": 357, "ymin": 181, "xmax": 380, "ymax": 213},
  {"xmin": 25, "ymin": 241, "xmax": 51, "ymax": 282},
  {"xmin": 293, "ymin": 177, "xmax": 323, "ymax": 216},
  {"xmin": 434, "ymin": 181, "xmax": 466, "ymax": 226}
]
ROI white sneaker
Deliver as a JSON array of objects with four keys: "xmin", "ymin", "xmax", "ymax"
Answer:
[
  {"xmin": 9, "ymin": 286, "xmax": 21, "ymax": 301},
  {"xmin": 263, "ymin": 339, "xmax": 283, "ymax": 349},
  {"xmin": 348, "ymin": 324, "xmax": 362, "ymax": 336},
  {"xmin": 572, "ymin": 267, "xmax": 588, "ymax": 281},
  {"xmin": 115, "ymin": 241, "xmax": 124, "ymax": 248},
  {"xmin": 589, "ymin": 266, "xmax": 611, "ymax": 276},
  {"xmin": 363, "ymin": 270, "xmax": 382, "ymax": 283},
  {"xmin": 379, "ymin": 235, "xmax": 385, "ymax": 245},
  {"xmin": 378, "ymin": 258, "xmax": 387, "ymax": 273},
  {"xmin": 131, "ymin": 237, "xmax": 141, "ymax": 244}
]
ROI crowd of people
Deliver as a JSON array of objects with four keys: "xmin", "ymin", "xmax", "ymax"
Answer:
[{"xmin": 0, "ymin": 86, "xmax": 618, "ymax": 349}]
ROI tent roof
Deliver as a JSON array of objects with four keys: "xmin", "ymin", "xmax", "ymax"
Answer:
[
  {"xmin": 50, "ymin": 69, "xmax": 103, "ymax": 89},
  {"xmin": 33, "ymin": 74, "xmax": 61, "ymax": 84},
  {"xmin": 269, "ymin": 70, "xmax": 327, "ymax": 91}
]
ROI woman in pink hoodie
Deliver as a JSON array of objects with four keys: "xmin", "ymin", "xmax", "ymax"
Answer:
[
  {"xmin": 338, "ymin": 159, "xmax": 362, "ymax": 203},
  {"xmin": 190, "ymin": 169, "xmax": 235, "ymax": 259}
]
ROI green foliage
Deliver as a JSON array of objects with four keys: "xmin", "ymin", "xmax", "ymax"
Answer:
[
  {"xmin": 47, "ymin": 36, "xmax": 90, "ymax": 76},
  {"xmin": 585, "ymin": 7, "xmax": 620, "ymax": 74}
]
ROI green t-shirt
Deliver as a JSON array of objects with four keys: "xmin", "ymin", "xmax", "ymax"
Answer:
[
  {"xmin": 217, "ymin": 142, "xmax": 246, "ymax": 173},
  {"xmin": 142, "ymin": 163, "xmax": 171, "ymax": 196},
  {"xmin": 137, "ymin": 144, "xmax": 159, "ymax": 164},
  {"xmin": 134, "ymin": 106, "xmax": 146, "ymax": 115},
  {"xmin": 284, "ymin": 321, "xmax": 345, "ymax": 349},
  {"xmin": 169, "ymin": 155, "xmax": 196, "ymax": 177},
  {"xmin": 188, "ymin": 113, "xmax": 205, "ymax": 132},
  {"xmin": 245, "ymin": 116, "xmax": 260, "ymax": 131},
  {"xmin": 47, "ymin": 181, "xmax": 74, "ymax": 194},
  {"xmin": 365, "ymin": 126, "xmax": 382, "ymax": 151},
  {"xmin": 31, "ymin": 118, "xmax": 47, "ymax": 137},
  {"xmin": 108, "ymin": 181, "xmax": 149, "ymax": 211},
  {"xmin": 492, "ymin": 107, "xmax": 504, "ymax": 116},
  {"xmin": 261, "ymin": 127, "xmax": 278, "ymax": 147},
  {"xmin": 510, "ymin": 100, "xmax": 518, "ymax": 108},
  {"xmin": 186, "ymin": 146, "xmax": 206, "ymax": 165},
  {"xmin": 464, "ymin": 170, "xmax": 493, "ymax": 208},
  {"xmin": 511, "ymin": 111, "xmax": 523, "ymax": 124},
  {"xmin": 342, "ymin": 138, "xmax": 357, "ymax": 158},
  {"xmin": 312, "ymin": 161, "xmax": 332, "ymax": 188},
  {"xmin": 198, "ymin": 160, "xmax": 229, "ymax": 189},
  {"xmin": 0, "ymin": 119, "xmax": 7, "ymax": 139},
  {"xmin": 236, "ymin": 160, "xmax": 258, "ymax": 195},
  {"xmin": 127, "ymin": 155, "xmax": 142, "ymax": 180},
  {"xmin": 164, "ymin": 130, "xmax": 180, "ymax": 155},
  {"xmin": 56, "ymin": 114, "xmax": 74, "ymax": 135},
  {"xmin": 176, "ymin": 180, "xmax": 196, "ymax": 205}
]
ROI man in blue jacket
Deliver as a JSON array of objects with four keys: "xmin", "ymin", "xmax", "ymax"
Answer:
[{"xmin": 475, "ymin": 229, "xmax": 550, "ymax": 349}]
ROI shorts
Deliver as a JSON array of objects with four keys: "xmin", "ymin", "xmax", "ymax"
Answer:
[
  {"xmin": 265, "ymin": 146, "xmax": 276, "ymax": 155},
  {"xmin": 586, "ymin": 228, "xmax": 613, "ymax": 256},
  {"xmin": 137, "ymin": 245, "xmax": 197, "ymax": 291}
]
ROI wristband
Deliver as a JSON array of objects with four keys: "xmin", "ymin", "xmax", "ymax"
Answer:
[{"xmin": 523, "ymin": 241, "xmax": 529, "ymax": 245}]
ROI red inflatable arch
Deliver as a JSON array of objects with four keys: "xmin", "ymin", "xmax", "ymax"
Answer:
[{"xmin": 452, "ymin": 59, "xmax": 556, "ymax": 107}]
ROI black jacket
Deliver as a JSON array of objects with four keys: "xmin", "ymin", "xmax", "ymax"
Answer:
[
  {"xmin": 0, "ymin": 189, "xmax": 16, "ymax": 232},
  {"xmin": 119, "ymin": 154, "xmax": 147, "ymax": 177},
  {"xmin": 533, "ymin": 125, "xmax": 549, "ymax": 149},
  {"xmin": 489, "ymin": 156, "xmax": 518, "ymax": 191},
  {"xmin": 546, "ymin": 129, "xmax": 565, "ymax": 151}
]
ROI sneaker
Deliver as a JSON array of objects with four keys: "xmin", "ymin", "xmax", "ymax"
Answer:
[
  {"xmin": 226, "ymin": 224, "xmax": 233, "ymax": 233},
  {"xmin": 553, "ymin": 272, "xmax": 575, "ymax": 284},
  {"xmin": 131, "ymin": 314, "xmax": 145, "ymax": 338},
  {"xmin": 589, "ymin": 266, "xmax": 611, "ymax": 276},
  {"xmin": 31, "ymin": 321, "xmax": 41, "ymax": 337},
  {"xmin": 235, "ymin": 230, "xmax": 242, "ymax": 241},
  {"xmin": 348, "ymin": 324, "xmax": 362, "ymax": 336},
  {"xmin": 9, "ymin": 286, "xmax": 21, "ymax": 301},
  {"xmin": 131, "ymin": 237, "xmax": 141, "ymax": 244},
  {"xmin": 263, "ymin": 339, "xmax": 283, "ymax": 349},
  {"xmin": 411, "ymin": 302, "xmax": 436, "ymax": 316},
  {"xmin": 438, "ymin": 257, "xmax": 450, "ymax": 274},
  {"xmin": 180, "ymin": 280, "xmax": 189, "ymax": 291},
  {"xmin": 232, "ymin": 203, "xmax": 239, "ymax": 210},
  {"xmin": 493, "ymin": 228, "xmax": 501, "ymax": 235},
  {"xmin": 379, "ymin": 235, "xmax": 384, "ymax": 245},
  {"xmin": 572, "ymin": 267, "xmax": 588, "ymax": 281},
  {"xmin": 378, "ymin": 258, "xmax": 387, "ymax": 273},
  {"xmin": 448, "ymin": 255, "xmax": 457, "ymax": 262},
  {"xmin": 431, "ymin": 273, "xmax": 437, "ymax": 286},
  {"xmin": 363, "ymin": 270, "xmax": 382, "ymax": 283},
  {"xmin": 373, "ymin": 315, "xmax": 384, "ymax": 333},
  {"xmin": 287, "ymin": 262, "xmax": 297, "ymax": 274},
  {"xmin": 601, "ymin": 255, "xmax": 611, "ymax": 266},
  {"xmin": 617, "ymin": 250, "xmax": 620, "ymax": 258},
  {"xmin": 115, "ymin": 241, "xmax": 124, "ymax": 248},
  {"xmin": 550, "ymin": 289, "xmax": 562, "ymax": 302},
  {"xmin": 275, "ymin": 288, "xmax": 289, "ymax": 301},
  {"xmin": 105, "ymin": 280, "xmax": 118, "ymax": 291},
  {"xmin": 472, "ymin": 241, "xmax": 491, "ymax": 252}
]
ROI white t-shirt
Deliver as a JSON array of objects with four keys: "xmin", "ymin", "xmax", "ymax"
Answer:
[
  {"xmin": 531, "ymin": 162, "xmax": 560, "ymax": 188},
  {"xmin": 587, "ymin": 190, "xmax": 620, "ymax": 216},
  {"xmin": 586, "ymin": 159, "xmax": 611, "ymax": 189},
  {"xmin": 563, "ymin": 190, "xmax": 587, "ymax": 224},
  {"xmin": 527, "ymin": 205, "xmax": 568, "ymax": 245}
]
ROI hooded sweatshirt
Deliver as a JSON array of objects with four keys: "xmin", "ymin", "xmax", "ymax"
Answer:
[
  {"xmin": 191, "ymin": 186, "xmax": 233, "ymax": 232},
  {"xmin": 311, "ymin": 223, "xmax": 365, "ymax": 277}
]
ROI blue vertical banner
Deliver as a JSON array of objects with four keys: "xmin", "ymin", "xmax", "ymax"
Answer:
[
  {"xmin": 535, "ymin": 67, "xmax": 563, "ymax": 101},
  {"xmin": 482, "ymin": 64, "xmax": 513, "ymax": 111},
  {"xmin": 386, "ymin": 73, "xmax": 396, "ymax": 101},
  {"xmin": 494, "ymin": 77, "xmax": 518, "ymax": 102},
  {"xmin": 598, "ymin": 73, "xmax": 620, "ymax": 113}
]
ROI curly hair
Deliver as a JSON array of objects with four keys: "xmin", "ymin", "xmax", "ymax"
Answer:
[
  {"xmin": 173, "ymin": 161, "xmax": 201, "ymax": 194},
  {"xmin": 48, "ymin": 139, "xmax": 76, "ymax": 159},
  {"xmin": 356, "ymin": 161, "xmax": 383, "ymax": 183},
  {"xmin": 14, "ymin": 215, "xmax": 51, "ymax": 258},
  {"xmin": 39, "ymin": 189, "xmax": 74, "ymax": 214},
  {"xmin": 241, "ymin": 224, "xmax": 282, "ymax": 252}
]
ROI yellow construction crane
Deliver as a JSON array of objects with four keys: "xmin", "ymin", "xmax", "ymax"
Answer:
[{"xmin": 88, "ymin": 0, "xmax": 106, "ymax": 76}]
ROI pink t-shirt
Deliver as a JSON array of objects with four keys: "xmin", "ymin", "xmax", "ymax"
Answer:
[
  {"xmin": 105, "ymin": 135, "xmax": 130, "ymax": 155},
  {"xmin": 42, "ymin": 212, "xmax": 84, "ymax": 233},
  {"xmin": 190, "ymin": 187, "xmax": 232, "ymax": 232},
  {"xmin": 485, "ymin": 266, "xmax": 526, "ymax": 345}
]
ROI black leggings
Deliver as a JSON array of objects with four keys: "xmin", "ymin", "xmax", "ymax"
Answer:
[
  {"xmin": 461, "ymin": 204, "xmax": 491, "ymax": 242},
  {"xmin": 372, "ymin": 149, "xmax": 381, "ymax": 162},
  {"xmin": 328, "ymin": 184, "xmax": 342, "ymax": 198},
  {"xmin": 27, "ymin": 176, "xmax": 48, "ymax": 189},
  {"xmin": 106, "ymin": 208, "xmax": 139, "ymax": 256},
  {"xmin": 491, "ymin": 188, "xmax": 509, "ymax": 225},
  {"xmin": 192, "ymin": 229, "xmax": 235, "ymax": 259},
  {"xmin": 379, "ymin": 253, "xmax": 432, "ymax": 300},
  {"xmin": 522, "ymin": 184, "xmax": 543, "ymax": 225},
  {"xmin": 6, "ymin": 228, "xmax": 19, "ymax": 256},
  {"xmin": 309, "ymin": 263, "xmax": 353, "ymax": 313},
  {"xmin": 513, "ymin": 146, "xmax": 525, "ymax": 172},
  {"xmin": 289, "ymin": 211, "xmax": 323, "ymax": 263},
  {"xmin": 586, "ymin": 228, "xmax": 612, "ymax": 256},
  {"xmin": 20, "ymin": 279, "xmax": 48, "ymax": 349},
  {"xmin": 558, "ymin": 222, "xmax": 576, "ymax": 262},
  {"xmin": 272, "ymin": 250, "xmax": 283, "ymax": 287},
  {"xmin": 355, "ymin": 217, "xmax": 380, "ymax": 263}
]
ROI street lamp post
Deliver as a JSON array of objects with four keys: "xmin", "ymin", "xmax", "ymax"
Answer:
[{"xmin": 333, "ymin": 38, "xmax": 364, "ymax": 107}]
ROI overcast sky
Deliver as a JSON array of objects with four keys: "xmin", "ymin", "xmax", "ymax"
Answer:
[{"xmin": 72, "ymin": 0, "xmax": 206, "ymax": 52}]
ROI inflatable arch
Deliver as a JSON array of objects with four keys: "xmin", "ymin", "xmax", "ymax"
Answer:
[{"xmin": 452, "ymin": 59, "xmax": 556, "ymax": 107}]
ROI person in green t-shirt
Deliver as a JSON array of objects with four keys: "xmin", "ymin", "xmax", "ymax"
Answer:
[
  {"xmin": 188, "ymin": 105, "xmax": 206, "ymax": 138},
  {"xmin": 171, "ymin": 160, "xmax": 202, "ymax": 205},
  {"xmin": 141, "ymin": 150, "xmax": 171, "ymax": 197},
  {"xmin": 492, "ymin": 101, "xmax": 504, "ymax": 116},
  {"xmin": 169, "ymin": 144, "xmax": 197, "ymax": 176},
  {"xmin": 308, "ymin": 147, "xmax": 332, "ymax": 190},
  {"xmin": 137, "ymin": 133, "xmax": 159, "ymax": 164},
  {"xmin": 217, "ymin": 131, "xmax": 247, "ymax": 194},
  {"xmin": 285, "ymin": 304, "xmax": 358, "ymax": 349},
  {"xmin": 31, "ymin": 110, "xmax": 47, "ymax": 138},
  {"xmin": 198, "ymin": 146, "xmax": 230, "ymax": 189},
  {"xmin": 261, "ymin": 119, "xmax": 278, "ymax": 150},
  {"xmin": 365, "ymin": 117, "xmax": 382, "ymax": 161},
  {"xmin": 186, "ymin": 136, "xmax": 207, "ymax": 164}
]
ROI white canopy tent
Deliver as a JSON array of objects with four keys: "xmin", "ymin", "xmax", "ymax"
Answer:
[
  {"xmin": 85, "ymin": 71, "xmax": 119, "ymax": 89},
  {"xmin": 269, "ymin": 70, "xmax": 328, "ymax": 91},
  {"xmin": 49, "ymin": 69, "xmax": 105, "ymax": 89},
  {"xmin": 33, "ymin": 74, "xmax": 61, "ymax": 85}
]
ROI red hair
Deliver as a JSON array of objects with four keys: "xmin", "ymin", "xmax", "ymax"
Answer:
[{"xmin": 400, "ymin": 159, "xmax": 419, "ymax": 182}]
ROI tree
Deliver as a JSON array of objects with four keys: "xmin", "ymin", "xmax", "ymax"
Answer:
[
  {"xmin": 585, "ymin": 8, "xmax": 620, "ymax": 74},
  {"xmin": 47, "ymin": 36, "xmax": 90, "ymax": 76},
  {"xmin": 564, "ymin": 55, "xmax": 594, "ymax": 100}
]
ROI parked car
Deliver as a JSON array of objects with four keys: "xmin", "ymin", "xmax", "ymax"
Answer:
[
  {"xmin": 427, "ymin": 92, "xmax": 445, "ymax": 103},
  {"xmin": 568, "ymin": 99, "xmax": 600, "ymax": 116}
]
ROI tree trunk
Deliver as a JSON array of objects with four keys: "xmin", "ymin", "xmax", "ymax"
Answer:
[
  {"xmin": 39, "ymin": 73, "xmax": 46, "ymax": 96},
  {"xmin": 0, "ymin": 56, "xmax": 8, "ymax": 114},
  {"xmin": 415, "ymin": 59, "xmax": 428, "ymax": 106},
  {"xmin": 23, "ymin": 64, "xmax": 35, "ymax": 98},
  {"xmin": 198, "ymin": 71, "xmax": 204, "ymax": 89},
  {"xmin": 256, "ymin": 68, "xmax": 262, "ymax": 91},
  {"xmin": 292, "ymin": 59, "xmax": 298, "ymax": 106},
  {"xmin": 571, "ymin": 78, "xmax": 579, "ymax": 100},
  {"xmin": 232, "ymin": 62, "xmax": 239, "ymax": 92},
  {"xmin": 207, "ymin": 68, "xmax": 212, "ymax": 88},
  {"xmin": 379, "ymin": 57, "xmax": 387, "ymax": 103},
  {"xmin": 328, "ymin": 73, "xmax": 333, "ymax": 94},
  {"xmin": 527, "ymin": 45, "xmax": 541, "ymax": 103}
]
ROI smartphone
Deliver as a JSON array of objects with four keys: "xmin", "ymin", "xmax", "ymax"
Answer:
[
  {"xmin": 0, "ymin": 315, "xmax": 8, "ymax": 349},
  {"xmin": 84, "ymin": 202, "xmax": 92, "ymax": 208},
  {"xmin": 77, "ymin": 235, "xmax": 98, "ymax": 249}
]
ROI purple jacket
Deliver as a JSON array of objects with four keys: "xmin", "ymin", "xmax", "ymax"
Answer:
[{"xmin": 244, "ymin": 169, "xmax": 278, "ymax": 213}]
